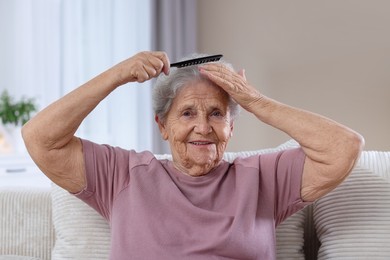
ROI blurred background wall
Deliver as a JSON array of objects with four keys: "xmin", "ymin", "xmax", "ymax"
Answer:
[{"xmin": 197, "ymin": 0, "xmax": 390, "ymax": 151}]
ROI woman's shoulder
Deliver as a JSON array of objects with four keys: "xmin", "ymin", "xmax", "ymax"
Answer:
[{"xmin": 80, "ymin": 138, "xmax": 163, "ymax": 168}]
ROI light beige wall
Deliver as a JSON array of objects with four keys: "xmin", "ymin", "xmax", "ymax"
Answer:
[{"xmin": 197, "ymin": 0, "xmax": 390, "ymax": 151}]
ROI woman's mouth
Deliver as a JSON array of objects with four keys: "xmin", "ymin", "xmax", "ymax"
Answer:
[{"xmin": 189, "ymin": 141, "xmax": 213, "ymax": 145}]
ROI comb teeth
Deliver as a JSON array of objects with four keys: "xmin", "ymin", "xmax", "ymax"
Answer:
[{"xmin": 170, "ymin": 54, "xmax": 223, "ymax": 68}]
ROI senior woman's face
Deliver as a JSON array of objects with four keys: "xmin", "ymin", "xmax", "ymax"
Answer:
[{"xmin": 157, "ymin": 80, "xmax": 233, "ymax": 177}]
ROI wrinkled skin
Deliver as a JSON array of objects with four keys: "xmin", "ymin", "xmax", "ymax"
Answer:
[{"xmin": 157, "ymin": 80, "xmax": 234, "ymax": 177}]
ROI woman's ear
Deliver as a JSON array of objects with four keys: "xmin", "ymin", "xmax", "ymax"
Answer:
[{"xmin": 155, "ymin": 115, "xmax": 169, "ymax": 140}]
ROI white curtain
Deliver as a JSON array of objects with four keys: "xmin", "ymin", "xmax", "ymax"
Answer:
[
  {"xmin": 0, "ymin": 0, "xmax": 62, "ymax": 110},
  {"xmin": 0, "ymin": 0, "xmax": 154, "ymax": 151},
  {"xmin": 61, "ymin": 0, "xmax": 154, "ymax": 150}
]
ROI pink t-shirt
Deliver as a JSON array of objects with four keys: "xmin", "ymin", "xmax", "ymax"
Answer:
[{"xmin": 76, "ymin": 139, "xmax": 309, "ymax": 259}]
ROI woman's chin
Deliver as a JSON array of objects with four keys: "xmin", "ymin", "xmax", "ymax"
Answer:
[
  {"xmin": 185, "ymin": 156, "xmax": 220, "ymax": 175},
  {"xmin": 191, "ymin": 153, "xmax": 216, "ymax": 165},
  {"xmin": 173, "ymin": 148, "xmax": 223, "ymax": 176}
]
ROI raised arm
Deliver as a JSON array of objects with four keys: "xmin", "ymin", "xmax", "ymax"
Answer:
[
  {"xmin": 22, "ymin": 51, "xmax": 170, "ymax": 193},
  {"xmin": 199, "ymin": 64, "xmax": 364, "ymax": 202}
]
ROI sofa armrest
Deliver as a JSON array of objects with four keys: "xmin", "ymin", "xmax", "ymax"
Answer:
[{"xmin": 0, "ymin": 188, "xmax": 55, "ymax": 260}]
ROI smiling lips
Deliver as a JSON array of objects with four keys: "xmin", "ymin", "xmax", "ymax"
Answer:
[{"xmin": 189, "ymin": 141, "xmax": 214, "ymax": 145}]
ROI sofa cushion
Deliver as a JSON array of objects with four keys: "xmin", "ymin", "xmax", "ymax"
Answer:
[
  {"xmin": 51, "ymin": 184, "xmax": 111, "ymax": 260},
  {"xmin": 275, "ymin": 209, "xmax": 306, "ymax": 260},
  {"xmin": 51, "ymin": 140, "xmax": 306, "ymax": 259},
  {"xmin": 0, "ymin": 188, "xmax": 54, "ymax": 260},
  {"xmin": 314, "ymin": 151, "xmax": 390, "ymax": 259}
]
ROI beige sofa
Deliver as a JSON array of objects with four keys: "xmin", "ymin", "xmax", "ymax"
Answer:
[{"xmin": 1, "ymin": 141, "xmax": 389, "ymax": 260}]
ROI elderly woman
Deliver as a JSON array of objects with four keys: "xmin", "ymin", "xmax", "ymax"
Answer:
[{"xmin": 22, "ymin": 51, "xmax": 363, "ymax": 259}]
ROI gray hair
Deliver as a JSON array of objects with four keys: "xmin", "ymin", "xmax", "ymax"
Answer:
[{"xmin": 152, "ymin": 54, "xmax": 240, "ymax": 122}]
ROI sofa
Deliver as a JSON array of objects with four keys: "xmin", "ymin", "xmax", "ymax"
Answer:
[{"xmin": 1, "ymin": 140, "xmax": 389, "ymax": 260}]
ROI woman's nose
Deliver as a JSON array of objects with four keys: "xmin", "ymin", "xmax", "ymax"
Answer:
[{"xmin": 194, "ymin": 116, "xmax": 212, "ymax": 135}]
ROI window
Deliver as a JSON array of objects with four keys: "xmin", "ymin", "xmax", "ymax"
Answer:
[{"xmin": 0, "ymin": 0, "xmax": 154, "ymax": 151}]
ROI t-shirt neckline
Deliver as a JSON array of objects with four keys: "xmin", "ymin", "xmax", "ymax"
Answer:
[{"xmin": 166, "ymin": 160, "xmax": 228, "ymax": 184}]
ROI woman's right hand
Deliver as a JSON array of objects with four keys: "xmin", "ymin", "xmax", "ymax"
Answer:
[{"xmin": 114, "ymin": 51, "xmax": 170, "ymax": 85}]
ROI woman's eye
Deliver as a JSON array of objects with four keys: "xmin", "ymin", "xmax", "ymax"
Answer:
[
  {"xmin": 211, "ymin": 111, "xmax": 223, "ymax": 117},
  {"xmin": 182, "ymin": 111, "xmax": 192, "ymax": 117}
]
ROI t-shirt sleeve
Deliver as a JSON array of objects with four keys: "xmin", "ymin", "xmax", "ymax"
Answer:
[
  {"xmin": 260, "ymin": 148, "xmax": 310, "ymax": 225},
  {"xmin": 73, "ymin": 139, "xmax": 131, "ymax": 221}
]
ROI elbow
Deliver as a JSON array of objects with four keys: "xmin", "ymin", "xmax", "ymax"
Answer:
[
  {"xmin": 347, "ymin": 131, "xmax": 365, "ymax": 166},
  {"xmin": 21, "ymin": 122, "xmax": 33, "ymax": 151},
  {"xmin": 334, "ymin": 131, "xmax": 365, "ymax": 182},
  {"xmin": 21, "ymin": 120, "xmax": 45, "ymax": 155},
  {"xmin": 302, "ymin": 132, "xmax": 364, "ymax": 202}
]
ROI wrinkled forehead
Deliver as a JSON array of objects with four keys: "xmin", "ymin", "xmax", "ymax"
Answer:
[
  {"xmin": 179, "ymin": 78, "xmax": 229, "ymax": 97},
  {"xmin": 175, "ymin": 79, "xmax": 230, "ymax": 104}
]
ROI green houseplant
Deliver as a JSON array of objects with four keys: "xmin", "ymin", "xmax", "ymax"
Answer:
[
  {"xmin": 0, "ymin": 90, "xmax": 37, "ymax": 126},
  {"xmin": 0, "ymin": 90, "xmax": 37, "ymax": 153}
]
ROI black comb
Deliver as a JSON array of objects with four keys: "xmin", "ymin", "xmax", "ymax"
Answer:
[{"xmin": 170, "ymin": 54, "xmax": 223, "ymax": 68}]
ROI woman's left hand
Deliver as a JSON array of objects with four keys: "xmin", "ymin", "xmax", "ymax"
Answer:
[{"xmin": 199, "ymin": 63, "xmax": 262, "ymax": 113}]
